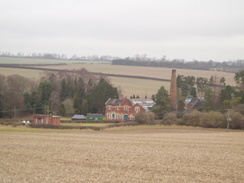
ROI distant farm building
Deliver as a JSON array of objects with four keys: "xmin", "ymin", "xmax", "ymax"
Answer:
[
  {"xmin": 86, "ymin": 113, "xmax": 103, "ymax": 120},
  {"xmin": 105, "ymin": 98, "xmax": 155, "ymax": 121},
  {"xmin": 185, "ymin": 97, "xmax": 205, "ymax": 110},
  {"xmin": 33, "ymin": 114, "xmax": 60, "ymax": 125},
  {"xmin": 71, "ymin": 114, "xmax": 86, "ymax": 120}
]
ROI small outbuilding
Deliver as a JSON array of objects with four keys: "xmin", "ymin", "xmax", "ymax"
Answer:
[
  {"xmin": 71, "ymin": 114, "xmax": 86, "ymax": 120},
  {"xmin": 33, "ymin": 114, "xmax": 61, "ymax": 125},
  {"xmin": 86, "ymin": 113, "xmax": 103, "ymax": 120}
]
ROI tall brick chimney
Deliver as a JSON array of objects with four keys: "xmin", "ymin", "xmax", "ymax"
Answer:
[{"xmin": 170, "ymin": 69, "xmax": 177, "ymax": 110}]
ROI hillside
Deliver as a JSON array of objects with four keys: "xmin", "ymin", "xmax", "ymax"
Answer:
[{"xmin": 0, "ymin": 57, "xmax": 236, "ymax": 98}]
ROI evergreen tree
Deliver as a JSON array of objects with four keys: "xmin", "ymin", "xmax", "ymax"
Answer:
[
  {"xmin": 39, "ymin": 81, "xmax": 52, "ymax": 104},
  {"xmin": 219, "ymin": 85, "xmax": 235, "ymax": 109},
  {"xmin": 88, "ymin": 78, "xmax": 118, "ymax": 113},
  {"xmin": 190, "ymin": 87, "xmax": 197, "ymax": 97},
  {"xmin": 31, "ymin": 91, "xmax": 42, "ymax": 114},
  {"xmin": 234, "ymin": 70, "xmax": 244, "ymax": 89},
  {"xmin": 152, "ymin": 86, "xmax": 170, "ymax": 119},
  {"xmin": 219, "ymin": 77, "xmax": 226, "ymax": 86},
  {"xmin": 196, "ymin": 77, "xmax": 208, "ymax": 96},
  {"xmin": 203, "ymin": 88, "xmax": 215, "ymax": 111},
  {"xmin": 60, "ymin": 79, "xmax": 68, "ymax": 102},
  {"xmin": 73, "ymin": 78, "xmax": 86, "ymax": 114},
  {"xmin": 177, "ymin": 75, "xmax": 196, "ymax": 97}
]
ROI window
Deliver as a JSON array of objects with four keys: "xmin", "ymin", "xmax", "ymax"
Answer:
[
  {"xmin": 37, "ymin": 118, "xmax": 42, "ymax": 124},
  {"xmin": 124, "ymin": 106, "xmax": 128, "ymax": 110},
  {"xmin": 135, "ymin": 106, "xmax": 140, "ymax": 113}
]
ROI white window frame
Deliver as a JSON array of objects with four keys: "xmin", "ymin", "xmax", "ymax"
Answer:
[{"xmin": 135, "ymin": 106, "xmax": 140, "ymax": 113}]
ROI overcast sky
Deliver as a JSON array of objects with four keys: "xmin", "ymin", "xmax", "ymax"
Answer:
[{"xmin": 1, "ymin": 0, "xmax": 244, "ymax": 61}]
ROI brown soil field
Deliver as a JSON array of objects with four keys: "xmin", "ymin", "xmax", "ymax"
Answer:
[
  {"xmin": 0, "ymin": 67, "xmax": 41, "ymax": 80},
  {"xmin": 0, "ymin": 126, "xmax": 243, "ymax": 183},
  {"xmin": 37, "ymin": 63, "xmax": 236, "ymax": 85}
]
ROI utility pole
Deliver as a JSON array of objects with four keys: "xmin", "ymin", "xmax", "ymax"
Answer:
[
  {"xmin": 45, "ymin": 105, "xmax": 50, "ymax": 124},
  {"xmin": 13, "ymin": 106, "xmax": 16, "ymax": 119},
  {"xmin": 226, "ymin": 109, "xmax": 231, "ymax": 132}
]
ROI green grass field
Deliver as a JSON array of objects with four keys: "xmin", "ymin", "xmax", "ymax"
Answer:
[
  {"xmin": 61, "ymin": 123, "xmax": 113, "ymax": 127},
  {"xmin": 0, "ymin": 57, "xmax": 69, "ymax": 64}
]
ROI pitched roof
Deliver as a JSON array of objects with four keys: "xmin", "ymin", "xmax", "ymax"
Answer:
[
  {"xmin": 186, "ymin": 97, "xmax": 205, "ymax": 110},
  {"xmin": 71, "ymin": 115, "xmax": 86, "ymax": 120},
  {"xmin": 129, "ymin": 98, "xmax": 155, "ymax": 108},
  {"xmin": 105, "ymin": 98, "xmax": 124, "ymax": 105},
  {"xmin": 86, "ymin": 113, "xmax": 103, "ymax": 118},
  {"xmin": 105, "ymin": 98, "xmax": 155, "ymax": 112}
]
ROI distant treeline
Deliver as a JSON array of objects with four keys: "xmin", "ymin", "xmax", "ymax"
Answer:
[
  {"xmin": 0, "ymin": 52, "xmax": 119, "ymax": 61},
  {"xmin": 112, "ymin": 58, "xmax": 244, "ymax": 72},
  {"xmin": 1, "ymin": 51, "xmax": 244, "ymax": 71}
]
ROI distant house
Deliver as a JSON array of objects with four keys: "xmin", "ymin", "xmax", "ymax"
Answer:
[
  {"xmin": 33, "ymin": 114, "xmax": 60, "ymax": 125},
  {"xmin": 185, "ymin": 97, "xmax": 205, "ymax": 110},
  {"xmin": 71, "ymin": 114, "xmax": 86, "ymax": 120},
  {"xmin": 105, "ymin": 98, "xmax": 155, "ymax": 121},
  {"xmin": 86, "ymin": 113, "xmax": 103, "ymax": 120}
]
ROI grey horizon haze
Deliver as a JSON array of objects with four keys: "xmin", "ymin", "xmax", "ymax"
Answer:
[{"xmin": 0, "ymin": 0, "xmax": 244, "ymax": 61}]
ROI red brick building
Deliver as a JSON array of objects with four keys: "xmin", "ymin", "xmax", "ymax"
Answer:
[
  {"xmin": 105, "ymin": 98, "xmax": 155, "ymax": 121},
  {"xmin": 32, "ymin": 114, "xmax": 61, "ymax": 125}
]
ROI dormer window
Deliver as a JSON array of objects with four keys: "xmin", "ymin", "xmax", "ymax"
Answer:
[{"xmin": 135, "ymin": 106, "xmax": 140, "ymax": 113}]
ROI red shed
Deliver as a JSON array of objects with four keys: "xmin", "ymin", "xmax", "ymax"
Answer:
[{"xmin": 32, "ymin": 114, "xmax": 61, "ymax": 125}]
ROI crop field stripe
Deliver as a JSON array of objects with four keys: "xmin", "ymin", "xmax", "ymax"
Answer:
[
  {"xmin": 0, "ymin": 64, "xmax": 170, "ymax": 82},
  {"xmin": 0, "ymin": 64, "xmax": 231, "ymax": 88}
]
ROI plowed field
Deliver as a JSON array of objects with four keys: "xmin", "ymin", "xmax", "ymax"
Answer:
[{"xmin": 0, "ymin": 126, "xmax": 243, "ymax": 183}]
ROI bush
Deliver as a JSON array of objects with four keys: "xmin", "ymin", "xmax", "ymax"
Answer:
[
  {"xmin": 230, "ymin": 112, "xmax": 244, "ymax": 129},
  {"xmin": 182, "ymin": 111, "xmax": 226, "ymax": 128},
  {"xmin": 161, "ymin": 112, "xmax": 178, "ymax": 125},
  {"xmin": 135, "ymin": 112, "xmax": 155, "ymax": 124},
  {"xmin": 182, "ymin": 111, "xmax": 201, "ymax": 126},
  {"xmin": 198, "ymin": 112, "xmax": 210, "ymax": 127},
  {"xmin": 233, "ymin": 104, "xmax": 244, "ymax": 115},
  {"xmin": 207, "ymin": 112, "xmax": 226, "ymax": 128}
]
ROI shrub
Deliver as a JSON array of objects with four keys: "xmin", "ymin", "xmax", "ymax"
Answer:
[
  {"xmin": 207, "ymin": 112, "xmax": 225, "ymax": 128},
  {"xmin": 182, "ymin": 111, "xmax": 201, "ymax": 126},
  {"xmin": 199, "ymin": 112, "xmax": 210, "ymax": 127},
  {"xmin": 161, "ymin": 112, "xmax": 178, "ymax": 125},
  {"xmin": 233, "ymin": 104, "xmax": 244, "ymax": 115},
  {"xmin": 230, "ymin": 112, "xmax": 244, "ymax": 129},
  {"xmin": 182, "ymin": 111, "xmax": 226, "ymax": 128},
  {"xmin": 135, "ymin": 112, "xmax": 155, "ymax": 124}
]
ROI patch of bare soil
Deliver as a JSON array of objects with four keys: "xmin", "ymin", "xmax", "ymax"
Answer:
[{"xmin": 0, "ymin": 128, "xmax": 243, "ymax": 182}]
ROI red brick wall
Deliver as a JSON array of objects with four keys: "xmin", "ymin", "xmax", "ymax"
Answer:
[
  {"xmin": 51, "ymin": 117, "xmax": 60, "ymax": 125},
  {"xmin": 105, "ymin": 99, "xmax": 146, "ymax": 121},
  {"xmin": 33, "ymin": 114, "xmax": 60, "ymax": 125},
  {"xmin": 170, "ymin": 69, "xmax": 177, "ymax": 110}
]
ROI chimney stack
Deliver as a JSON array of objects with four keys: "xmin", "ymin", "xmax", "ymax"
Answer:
[{"xmin": 170, "ymin": 69, "xmax": 177, "ymax": 110}]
